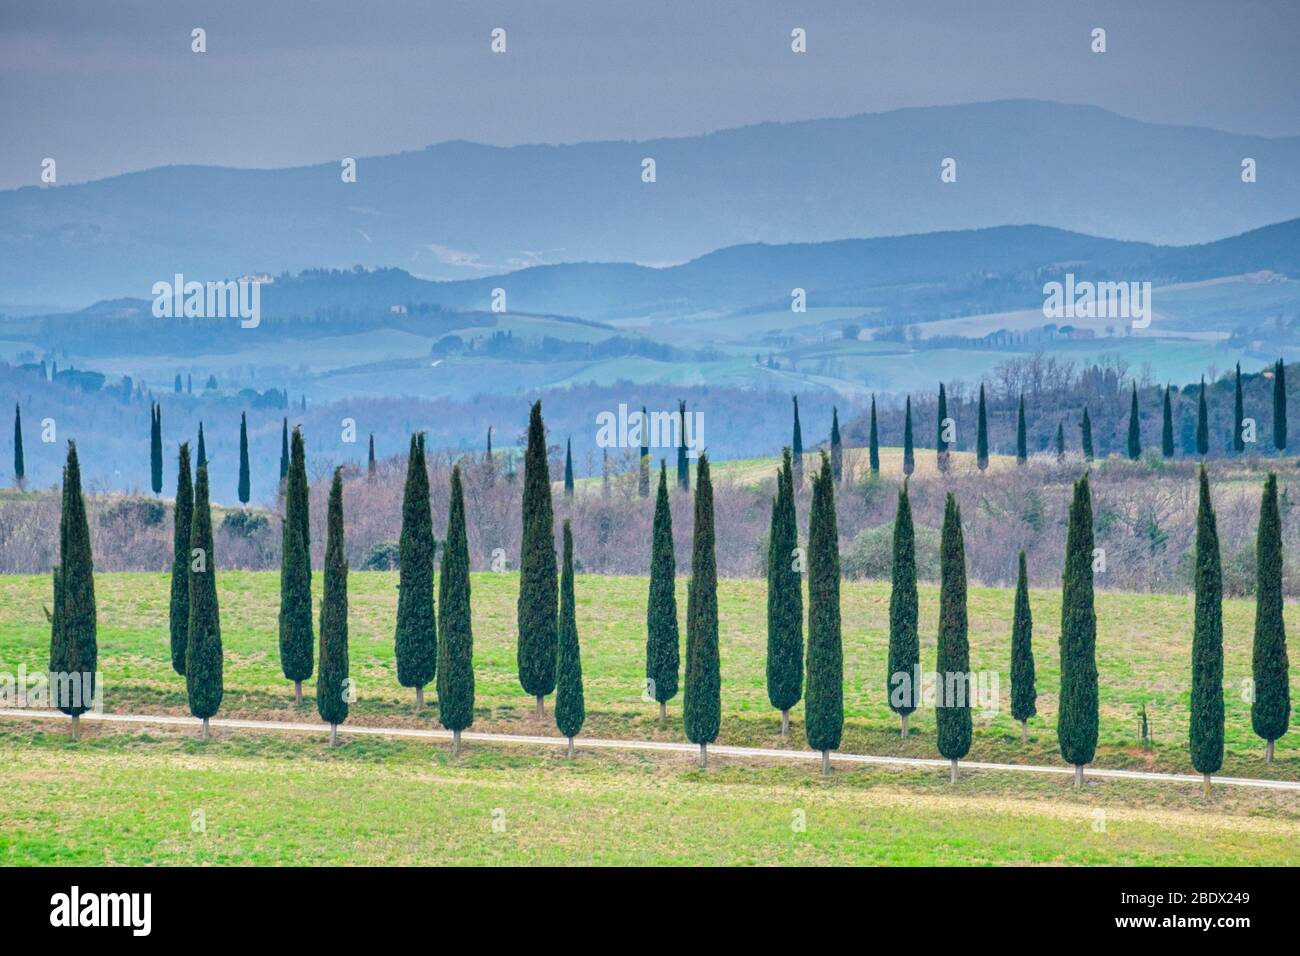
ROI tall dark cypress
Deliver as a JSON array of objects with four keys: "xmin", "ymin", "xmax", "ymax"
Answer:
[
  {"xmin": 646, "ymin": 461, "xmax": 680, "ymax": 723},
  {"xmin": 12, "ymin": 403, "xmax": 23, "ymax": 487},
  {"xmin": 168, "ymin": 442, "xmax": 194, "ymax": 676},
  {"xmin": 49, "ymin": 442, "xmax": 97, "ymax": 740},
  {"xmin": 237, "ymin": 412, "xmax": 251, "ymax": 505},
  {"xmin": 367, "ymin": 433, "xmax": 376, "ymax": 479},
  {"xmin": 1081, "ymin": 407, "xmax": 1093, "ymax": 460},
  {"xmin": 935, "ymin": 493, "xmax": 971, "ymax": 781},
  {"xmin": 555, "ymin": 521, "xmax": 585, "ymax": 757},
  {"xmin": 830, "ymin": 407, "xmax": 843, "ymax": 482},
  {"xmin": 1126, "ymin": 384, "xmax": 1141, "ymax": 460},
  {"xmin": 279, "ymin": 427, "xmax": 313, "ymax": 704},
  {"xmin": 1056, "ymin": 422, "xmax": 1065, "ymax": 461},
  {"xmin": 196, "ymin": 421, "xmax": 207, "ymax": 469},
  {"xmin": 1233, "ymin": 364, "xmax": 1246, "ymax": 454},
  {"xmin": 1251, "ymin": 473, "xmax": 1290, "ymax": 763},
  {"xmin": 638, "ymin": 406, "xmax": 650, "ymax": 498},
  {"xmin": 174, "ymin": 373, "xmax": 182, "ymax": 393},
  {"xmin": 887, "ymin": 482, "xmax": 919, "ymax": 737},
  {"xmin": 1010, "ymin": 550, "xmax": 1036, "ymax": 743},
  {"xmin": 317, "ymin": 468, "xmax": 350, "ymax": 746},
  {"xmin": 186, "ymin": 460, "xmax": 223, "ymax": 739},
  {"xmin": 936, "ymin": 383, "xmax": 950, "ymax": 471},
  {"xmin": 1197, "ymin": 378, "xmax": 1209, "ymax": 457},
  {"xmin": 902, "ymin": 397, "xmax": 915, "ymax": 477},
  {"xmin": 394, "ymin": 433, "xmax": 436, "ymax": 711},
  {"xmin": 766, "ymin": 448, "xmax": 802, "ymax": 736},
  {"xmin": 805, "ymin": 453, "xmax": 843, "ymax": 774},
  {"xmin": 279, "ymin": 418, "xmax": 289, "ymax": 484},
  {"xmin": 1274, "ymin": 359, "xmax": 1288, "ymax": 451},
  {"xmin": 1190, "ymin": 466, "xmax": 1224, "ymax": 794},
  {"xmin": 150, "ymin": 403, "xmax": 163, "ymax": 494},
  {"xmin": 563, "ymin": 437, "xmax": 574, "ymax": 498},
  {"xmin": 518, "ymin": 400, "xmax": 558, "ymax": 714},
  {"xmin": 869, "ymin": 395, "xmax": 880, "ymax": 473},
  {"xmin": 1059, "ymin": 474, "xmax": 1099, "ymax": 787},
  {"xmin": 683, "ymin": 453, "xmax": 720, "ymax": 767},
  {"xmin": 437, "ymin": 464, "xmax": 475, "ymax": 754},
  {"xmin": 676, "ymin": 399, "xmax": 689, "ymax": 492},
  {"xmin": 1016, "ymin": 394, "xmax": 1027, "ymax": 465},
  {"xmin": 791, "ymin": 396, "xmax": 804, "ymax": 485},
  {"xmin": 484, "ymin": 426, "xmax": 496, "ymax": 487},
  {"xmin": 1162, "ymin": 385, "xmax": 1175, "ymax": 458},
  {"xmin": 975, "ymin": 384, "xmax": 989, "ymax": 471}
]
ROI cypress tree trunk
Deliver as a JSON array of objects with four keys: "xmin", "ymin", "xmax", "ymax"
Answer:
[
  {"xmin": 936, "ymin": 384, "xmax": 950, "ymax": 472},
  {"xmin": 279, "ymin": 428, "xmax": 313, "ymax": 699},
  {"xmin": 517, "ymin": 401, "xmax": 558, "ymax": 707},
  {"xmin": 950, "ymin": 758, "xmax": 958, "ymax": 784},
  {"xmin": 936, "ymin": 494, "xmax": 971, "ymax": 781},
  {"xmin": 555, "ymin": 522, "xmax": 586, "ymax": 746},
  {"xmin": 805, "ymin": 454, "xmax": 843, "ymax": 770},
  {"xmin": 684, "ymin": 454, "xmax": 721, "ymax": 760},
  {"xmin": 903, "ymin": 397, "xmax": 915, "ymax": 477},
  {"xmin": 202, "ymin": 717, "xmax": 209, "ymax": 741},
  {"xmin": 238, "ymin": 411, "xmax": 251, "ymax": 505},
  {"xmin": 647, "ymin": 461, "xmax": 680, "ymax": 717},
  {"xmin": 1197, "ymin": 379, "xmax": 1209, "ymax": 457},
  {"xmin": 395, "ymin": 434, "xmax": 436, "ymax": 709},
  {"xmin": 1016, "ymin": 394, "xmax": 1027, "ymax": 464},
  {"xmin": 1190, "ymin": 467, "xmax": 1224, "ymax": 793},
  {"xmin": 1233, "ymin": 364, "xmax": 1245, "ymax": 454},
  {"xmin": 1010, "ymin": 551, "xmax": 1037, "ymax": 742},
  {"xmin": 1059, "ymin": 476, "xmax": 1099, "ymax": 785},
  {"xmin": 1252, "ymin": 473, "xmax": 1290, "ymax": 761},
  {"xmin": 660, "ymin": 701, "xmax": 667, "ymax": 725},
  {"xmin": 976, "ymin": 384, "xmax": 989, "ymax": 471},
  {"xmin": 888, "ymin": 484, "xmax": 919, "ymax": 737},
  {"xmin": 791, "ymin": 396, "xmax": 803, "ymax": 486},
  {"xmin": 1274, "ymin": 359, "xmax": 1288, "ymax": 451},
  {"xmin": 1162, "ymin": 386, "xmax": 1175, "ymax": 458},
  {"xmin": 438, "ymin": 465, "xmax": 476, "ymax": 748},
  {"xmin": 186, "ymin": 461, "xmax": 224, "ymax": 732},
  {"xmin": 830, "ymin": 407, "xmax": 843, "ymax": 483},
  {"xmin": 1126, "ymin": 384, "xmax": 1141, "ymax": 460},
  {"xmin": 869, "ymin": 395, "xmax": 880, "ymax": 473},
  {"xmin": 317, "ymin": 469, "xmax": 351, "ymax": 739},
  {"xmin": 50, "ymin": 443, "xmax": 97, "ymax": 732},
  {"xmin": 766, "ymin": 449, "xmax": 803, "ymax": 733},
  {"xmin": 169, "ymin": 443, "xmax": 194, "ymax": 676}
]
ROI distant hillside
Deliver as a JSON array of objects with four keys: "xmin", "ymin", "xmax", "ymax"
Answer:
[{"xmin": 4, "ymin": 99, "xmax": 1299, "ymax": 305}]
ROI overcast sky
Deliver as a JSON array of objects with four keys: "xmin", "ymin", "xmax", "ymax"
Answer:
[{"xmin": 3, "ymin": 0, "xmax": 1298, "ymax": 190}]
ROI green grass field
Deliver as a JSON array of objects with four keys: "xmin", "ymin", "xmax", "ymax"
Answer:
[{"xmin": 2, "ymin": 570, "xmax": 1298, "ymax": 864}]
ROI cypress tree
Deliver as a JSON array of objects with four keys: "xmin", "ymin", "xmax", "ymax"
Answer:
[
  {"xmin": 563, "ymin": 437, "xmax": 574, "ymax": 498},
  {"xmin": 1251, "ymin": 473, "xmax": 1290, "ymax": 763},
  {"xmin": 1055, "ymin": 422, "xmax": 1065, "ymax": 461},
  {"xmin": 317, "ymin": 468, "xmax": 350, "ymax": 746},
  {"xmin": 438, "ymin": 464, "xmax": 475, "ymax": 754},
  {"xmin": 186, "ymin": 460, "xmax": 223, "ymax": 739},
  {"xmin": 1190, "ymin": 466, "xmax": 1224, "ymax": 795},
  {"xmin": 50, "ymin": 442, "xmax": 97, "ymax": 740},
  {"xmin": 279, "ymin": 427, "xmax": 313, "ymax": 704},
  {"xmin": 676, "ymin": 399, "xmax": 689, "ymax": 492},
  {"xmin": 174, "ymin": 373, "xmax": 182, "ymax": 393},
  {"xmin": 1059, "ymin": 474, "xmax": 1099, "ymax": 787},
  {"xmin": 683, "ymin": 453, "xmax": 720, "ymax": 767},
  {"xmin": 887, "ymin": 482, "xmax": 919, "ymax": 737},
  {"xmin": 1162, "ymin": 385, "xmax": 1175, "ymax": 458},
  {"xmin": 367, "ymin": 433, "xmax": 376, "ymax": 479},
  {"xmin": 1233, "ymin": 364, "xmax": 1246, "ymax": 454},
  {"xmin": 976, "ymin": 384, "xmax": 989, "ymax": 471},
  {"xmin": 279, "ymin": 418, "xmax": 289, "ymax": 484},
  {"xmin": 237, "ymin": 412, "xmax": 251, "ymax": 505},
  {"xmin": 12, "ymin": 403, "xmax": 23, "ymax": 487},
  {"xmin": 638, "ymin": 406, "xmax": 650, "ymax": 498},
  {"xmin": 1274, "ymin": 359, "xmax": 1288, "ymax": 451},
  {"xmin": 1197, "ymin": 377, "xmax": 1209, "ymax": 457},
  {"xmin": 1010, "ymin": 550, "xmax": 1036, "ymax": 743},
  {"xmin": 518, "ymin": 400, "xmax": 558, "ymax": 714},
  {"xmin": 646, "ymin": 461, "xmax": 680, "ymax": 723},
  {"xmin": 555, "ymin": 521, "xmax": 585, "ymax": 757},
  {"xmin": 903, "ymin": 397, "xmax": 915, "ymax": 477},
  {"xmin": 805, "ymin": 453, "xmax": 843, "ymax": 774},
  {"xmin": 196, "ymin": 421, "xmax": 206, "ymax": 469},
  {"xmin": 935, "ymin": 493, "xmax": 971, "ymax": 782},
  {"xmin": 186, "ymin": 373, "xmax": 192, "ymax": 394},
  {"xmin": 394, "ymin": 433, "xmax": 436, "ymax": 712},
  {"xmin": 869, "ymin": 395, "xmax": 880, "ymax": 473},
  {"xmin": 830, "ymin": 407, "xmax": 843, "ymax": 483},
  {"xmin": 766, "ymin": 448, "xmax": 802, "ymax": 736},
  {"xmin": 1126, "ymin": 384, "xmax": 1141, "ymax": 460},
  {"xmin": 1016, "ymin": 394, "xmax": 1027, "ymax": 465},
  {"xmin": 791, "ymin": 396, "xmax": 804, "ymax": 485},
  {"xmin": 150, "ymin": 402, "xmax": 163, "ymax": 494},
  {"xmin": 936, "ymin": 383, "xmax": 950, "ymax": 471},
  {"xmin": 1081, "ymin": 407, "xmax": 1093, "ymax": 460},
  {"xmin": 484, "ymin": 426, "xmax": 496, "ymax": 488},
  {"xmin": 168, "ymin": 443, "xmax": 193, "ymax": 676}
]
